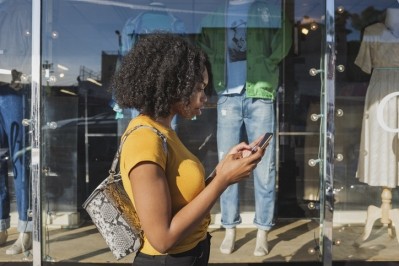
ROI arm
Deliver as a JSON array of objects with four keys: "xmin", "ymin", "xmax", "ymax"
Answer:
[
  {"xmin": 130, "ymin": 144, "xmax": 264, "ymax": 253},
  {"xmin": 268, "ymin": 17, "xmax": 293, "ymax": 65}
]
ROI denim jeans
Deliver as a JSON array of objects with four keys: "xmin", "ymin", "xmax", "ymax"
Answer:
[
  {"xmin": 0, "ymin": 85, "xmax": 32, "ymax": 232},
  {"xmin": 133, "ymin": 233, "xmax": 211, "ymax": 266},
  {"xmin": 217, "ymin": 91, "xmax": 276, "ymax": 231}
]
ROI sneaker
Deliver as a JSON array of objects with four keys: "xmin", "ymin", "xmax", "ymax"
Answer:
[
  {"xmin": 6, "ymin": 232, "xmax": 32, "ymax": 255},
  {"xmin": 0, "ymin": 231, "xmax": 7, "ymax": 245}
]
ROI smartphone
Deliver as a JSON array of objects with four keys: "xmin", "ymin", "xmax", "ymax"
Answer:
[{"xmin": 251, "ymin": 132, "xmax": 273, "ymax": 152}]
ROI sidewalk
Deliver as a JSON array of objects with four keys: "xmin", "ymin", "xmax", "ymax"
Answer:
[{"xmin": 0, "ymin": 218, "xmax": 398, "ymax": 265}]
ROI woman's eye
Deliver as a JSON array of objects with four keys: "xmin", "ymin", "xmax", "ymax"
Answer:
[{"xmin": 196, "ymin": 86, "xmax": 205, "ymax": 92}]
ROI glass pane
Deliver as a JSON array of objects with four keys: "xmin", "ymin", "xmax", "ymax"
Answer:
[
  {"xmin": 333, "ymin": 0, "xmax": 399, "ymax": 262},
  {"xmin": 38, "ymin": 0, "xmax": 324, "ymax": 264},
  {"xmin": 278, "ymin": 0, "xmax": 325, "ymax": 262},
  {"xmin": 0, "ymin": 0, "xmax": 33, "ymax": 262}
]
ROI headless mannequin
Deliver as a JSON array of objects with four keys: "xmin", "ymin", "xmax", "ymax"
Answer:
[
  {"xmin": 219, "ymin": 0, "xmax": 270, "ymax": 257},
  {"xmin": 362, "ymin": 8, "xmax": 399, "ymax": 243}
]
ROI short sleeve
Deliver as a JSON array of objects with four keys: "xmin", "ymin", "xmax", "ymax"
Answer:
[
  {"xmin": 354, "ymin": 38, "xmax": 372, "ymax": 74},
  {"xmin": 121, "ymin": 127, "xmax": 167, "ymax": 177}
]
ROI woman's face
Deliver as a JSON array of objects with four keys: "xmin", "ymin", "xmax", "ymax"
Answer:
[{"xmin": 174, "ymin": 68, "xmax": 209, "ymax": 119}]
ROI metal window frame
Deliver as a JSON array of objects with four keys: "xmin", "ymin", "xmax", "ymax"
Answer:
[{"xmin": 28, "ymin": 0, "xmax": 336, "ymax": 265}]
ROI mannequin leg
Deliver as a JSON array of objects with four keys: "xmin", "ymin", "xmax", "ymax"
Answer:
[
  {"xmin": 244, "ymin": 98, "xmax": 275, "ymax": 256},
  {"xmin": 220, "ymin": 228, "xmax": 236, "ymax": 254},
  {"xmin": 389, "ymin": 209, "xmax": 399, "ymax": 243},
  {"xmin": 0, "ymin": 87, "xmax": 32, "ymax": 254},
  {"xmin": 362, "ymin": 205, "xmax": 381, "ymax": 241},
  {"xmin": 363, "ymin": 187, "xmax": 396, "ymax": 241},
  {"xmin": 217, "ymin": 94, "xmax": 244, "ymax": 254},
  {"xmin": 254, "ymin": 229, "xmax": 269, "ymax": 256}
]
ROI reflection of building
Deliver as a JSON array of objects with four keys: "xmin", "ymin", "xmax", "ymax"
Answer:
[
  {"xmin": 3, "ymin": 0, "xmax": 399, "ymax": 264},
  {"xmin": 101, "ymin": 51, "xmax": 118, "ymax": 89},
  {"xmin": 39, "ymin": 52, "xmax": 119, "ymax": 227}
]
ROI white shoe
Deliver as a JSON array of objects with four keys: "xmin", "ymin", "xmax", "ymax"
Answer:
[
  {"xmin": 254, "ymin": 229, "xmax": 269, "ymax": 256},
  {"xmin": 6, "ymin": 232, "xmax": 32, "ymax": 255},
  {"xmin": 220, "ymin": 228, "xmax": 236, "ymax": 254},
  {"xmin": 0, "ymin": 231, "xmax": 7, "ymax": 245}
]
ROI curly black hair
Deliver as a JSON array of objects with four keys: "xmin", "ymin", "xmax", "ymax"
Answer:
[{"xmin": 111, "ymin": 33, "xmax": 213, "ymax": 119}]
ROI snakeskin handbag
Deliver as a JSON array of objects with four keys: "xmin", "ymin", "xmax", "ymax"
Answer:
[{"xmin": 83, "ymin": 125, "xmax": 167, "ymax": 260}]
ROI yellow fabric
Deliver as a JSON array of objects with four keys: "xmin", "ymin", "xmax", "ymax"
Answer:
[{"xmin": 120, "ymin": 115, "xmax": 211, "ymax": 255}]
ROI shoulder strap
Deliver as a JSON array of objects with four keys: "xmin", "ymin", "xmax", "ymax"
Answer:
[{"xmin": 108, "ymin": 125, "xmax": 167, "ymax": 180}]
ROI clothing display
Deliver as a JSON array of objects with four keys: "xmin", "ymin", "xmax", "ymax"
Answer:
[
  {"xmin": 111, "ymin": 2, "xmax": 185, "ymax": 135},
  {"xmin": 120, "ymin": 115, "xmax": 210, "ymax": 256},
  {"xmin": 197, "ymin": 0, "xmax": 292, "ymax": 233},
  {"xmin": 355, "ymin": 15, "xmax": 399, "ymax": 188},
  {"xmin": 197, "ymin": 0, "xmax": 291, "ymax": 100},
  {"xmin": 120, "ymin": 2, "xmax": 185, "ymax": 57},
  {"xmin": 0, "ymin": 85, "xmax": 31, "ymax": 232},
  {"xmin": 112, "ymin": 2, "xmax": 184, "ymax": 130},
  {"xmin": 0, "ymin": 0, "xmax": 31, "ymax": 84},
  {"xmin": 0, "ymin": 0, "xmax": 32, "ymax": 239}
]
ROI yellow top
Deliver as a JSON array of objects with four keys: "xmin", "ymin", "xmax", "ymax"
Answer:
[{"xmin": 120, "ymin": 115, "xmax": 210, "ymax": 255}]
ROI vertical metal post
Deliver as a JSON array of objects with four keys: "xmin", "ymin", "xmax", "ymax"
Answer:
[
  {"xmin": 31, "ymin": 0, "xmax": 42, "ymax": 265},
  {"xmin": 322, "ymin": 0, "xmax": 335, "ymax": 265}
]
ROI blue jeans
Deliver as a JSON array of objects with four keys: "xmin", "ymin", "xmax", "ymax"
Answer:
[
  {"xmin": 0, "ymin": 85, "xmax": 32, "ymax": 232},
  {"xmin": 217, "ymin": 91, "xmax": 276, "ymax": 231}
]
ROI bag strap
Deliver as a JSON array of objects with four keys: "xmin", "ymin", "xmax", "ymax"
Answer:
[{"xmin": 108, "ymin": 125, "xmax": 167, "ymax": 181}]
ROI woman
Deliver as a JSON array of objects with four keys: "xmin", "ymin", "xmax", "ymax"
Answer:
[{"xmin": 112, "ymin": 33, "xmax": 266, "ymax": 266}]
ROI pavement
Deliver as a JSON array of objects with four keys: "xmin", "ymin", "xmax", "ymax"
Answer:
[{"xmin": 1, "ymin": 218, "xmax": 399, "ymax": 265}]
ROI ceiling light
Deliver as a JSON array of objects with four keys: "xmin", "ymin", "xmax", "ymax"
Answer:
[
  {"xmin": 60, "ymin": 89, "xmax": 77, "ymax": 96},
  {"xmin": 57, "ymin": 64, "xmax": 69, "ymax": 71},
  {"xmin": 87, "ymin": 78, "xmax": 102, "ymax": 86},
  {"xmin": 0, "ymin": 69, "xmax": 11, "ymax": 75},
  {"xmin": 301, "ymin": 28, "xmax": 309, "ymax": 35}
]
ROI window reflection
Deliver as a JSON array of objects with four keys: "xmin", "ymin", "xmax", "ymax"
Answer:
[
  {"xmin": 0, "ymin": 0, "xmax": 395, "ymax": 264},
  {"xmin": 0, "ymin": 0, "xmax": 33, "ymax": 257}
]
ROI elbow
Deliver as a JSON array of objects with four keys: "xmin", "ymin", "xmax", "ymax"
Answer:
[
  {"xmin": 150, "ymin": 243, "xmax": 173, "ymax": 254},
  {"xmin": 154, "ymin": 246, "xmax": 169, "ymax": 255},
  {"xmin": 147, "ymin": 238, "xmax": 175, "ymax": 254}
]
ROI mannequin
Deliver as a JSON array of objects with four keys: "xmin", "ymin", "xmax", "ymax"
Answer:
[
  {"xmin": 0, "ymin": 0, "xmax": 33, "ymax": 255},
  {"xmin": 354, "ymin": 7, "xmax": 399, "ymax": 242},
  {"xmin": 197, "ymin": 0, "xmax": 291, "ymax": 256},
  {"xmin": 112, "ymin": 1, "xmax": 184, "ymax": 134}
]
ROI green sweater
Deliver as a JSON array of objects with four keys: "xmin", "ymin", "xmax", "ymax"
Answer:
[{"xmin": 196, "ymin": 0, "xmax": 292, "ymax": 100}]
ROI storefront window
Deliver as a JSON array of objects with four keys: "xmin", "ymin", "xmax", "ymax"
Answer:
[
  {"xmin": 36, "ymin": 0, "xmax": 325, "ymax": 263},
  {"xmin": 1, "ymin": 0, "xmax": 398, "ymax": 265},
  {"xmin": 0, "ymin": 0, "xmax": 33, "ymax": 260},
  {"xmin": 333, "ymin": 0, "xmax": 399, "ymax": 262}
]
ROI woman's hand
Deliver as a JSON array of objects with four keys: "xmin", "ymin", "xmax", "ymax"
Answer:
[
  {"xmin": 228, "ymin": 135, "xmax": 266, "ymax": 158},
  {"xmin": 226, "ymin": 141, "xmax": 252, "ymax": 157},
  {"xmin": 214, "ymin": 142, "xmax": 265, "ymax": 187}
]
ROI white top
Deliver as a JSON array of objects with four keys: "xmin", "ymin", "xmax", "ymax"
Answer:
[{"xmin": 385, "ymin": 8, "xmax": 399, "ymax": 37}]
